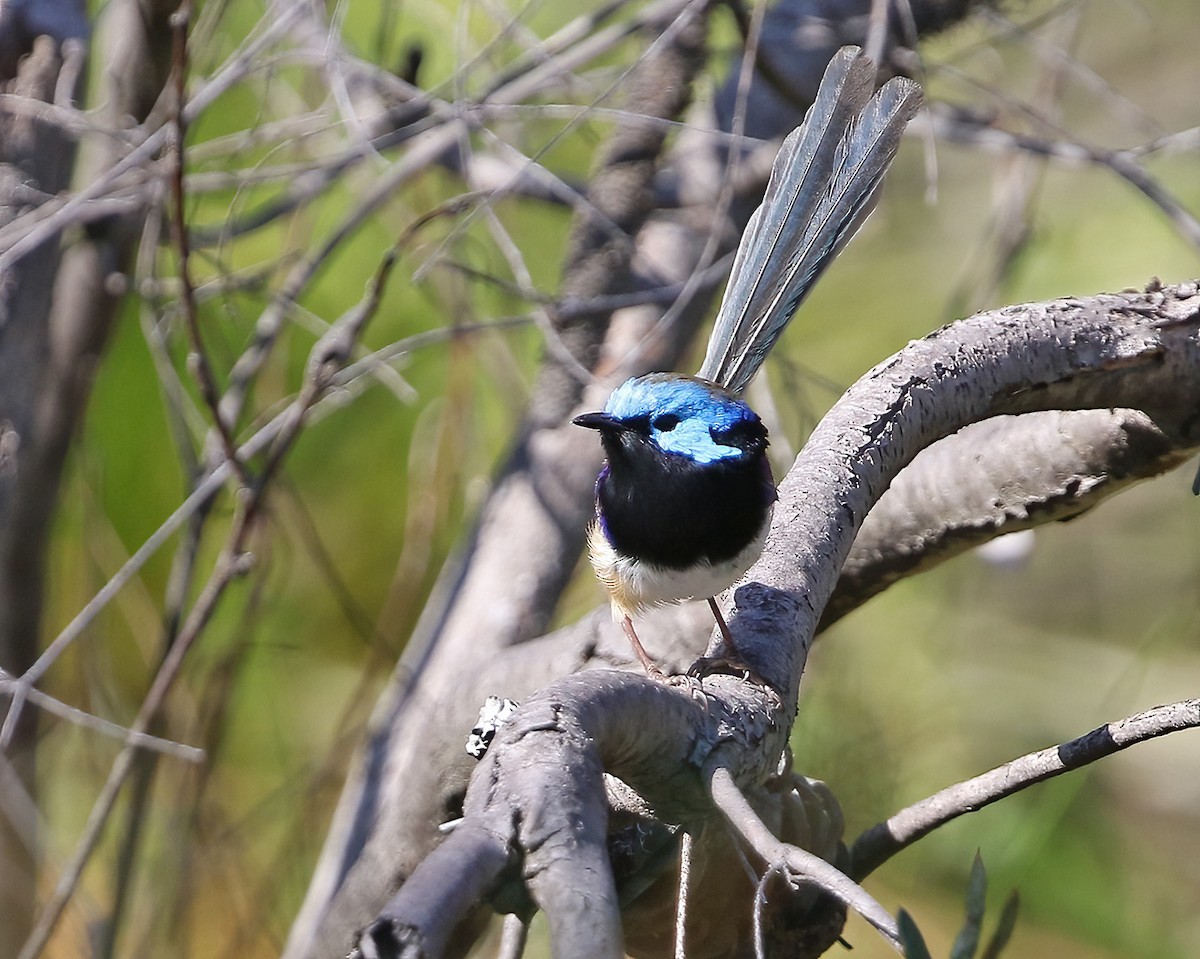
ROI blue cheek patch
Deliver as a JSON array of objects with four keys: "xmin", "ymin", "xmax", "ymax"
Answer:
[{"xmin": 653, "ymin": 419, "xmax": 741, "ymax": 463}]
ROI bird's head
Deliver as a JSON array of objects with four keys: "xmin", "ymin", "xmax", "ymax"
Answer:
[{"xmin": 573, "ymin": 374, "xmax": 766, "ymax": 465}]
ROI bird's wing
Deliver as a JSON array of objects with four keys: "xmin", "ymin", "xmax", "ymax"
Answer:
[{"xmin": 697, "ymin": 47, "xmax": 921, "ymax": 395}]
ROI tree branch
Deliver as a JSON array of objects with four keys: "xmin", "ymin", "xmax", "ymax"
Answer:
[
  {"xmin": 376, "ymin": 280, "xmax": 1200, "ymax": 957},
  {"xmin": 288, "ymin": 10, "xmax": 720, "ymax": 953},
  {"xmin": 355, "ymin": 825, "xmax": 512, "ymax": 959},
  {"xmin": 714, "ymin": 282, "xmax": 1200, "ymax": 706},
  {"xmin": 822, "ymin": 406, "xmax": 1196, "ymax": 628},
  {"xmin": 706, "ymin": 763, "xmax": 901, "ymax": 952},
  {"xmin": 15, "ymin": 222, "xmax": 399, "ymax": 959},
  {"xmin": 0, "ymin": 34, "xmax": 84, "ymax": 946},
  {"xmin": 848, "ymin": 698, "xmax": 1200, "ymax": 881}
]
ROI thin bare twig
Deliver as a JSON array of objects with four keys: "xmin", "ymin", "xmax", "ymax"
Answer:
[
  {"xmin": 705, "ymin": 763, "xmax": 902, "ymax": 952},
  {"xmin": 927, "ymin": 94, "xmax": 1200, "ymax": 250},
  {"xmin": 945, "ymin": 5, "xmax": 1078, "ymax": 316},
  {"xmin": 0, "ymin": 312, "xmax": 527, "ymax": 750},
  {"xmin": 16, "ymin": 231, "xmax": 402, "ymax": 959},
  {"xmin": 848, "ymin": 699, "xmax": 1200, "ymax": 881},
  {"xmin": 0, "ymin": 674, "xmax": 203, "ymax": 761},
  {"xmin": 608, "ymin": 0, "xmax": 768, "ymax": 379},
  {"xmin": 414, "ymin": 0, "xmax": 709, "ymax": 334},
  {"xmin": 865, "ymin": 0, "xmax": 892, "ymax": 72},
  {"xmin": 752, "ymin": 862, "xmax": 787, "ymax": 959},
  {"xmin": 979, "ymin": 6, "xmax": 1165, "ymax": 138},
  {"xmin": 673, "ymin": 830, "xmax": 692, "ymax": 959},
  {"xmin": 167, "ymin": 1, "xmax": 250, "ymax": 486},
  {"xmin": 212, "ymin": 128, "xmax": 479, "ymax": 433},
  {"xmin": 0, "ymin": 6, "xmax": 305, "ymax": 272}
]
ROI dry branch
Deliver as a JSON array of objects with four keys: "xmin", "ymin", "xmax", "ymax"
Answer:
[
  {"xmin": 292, "ymin": 0, "xmax": 1199, "ymax": 949},
  {"xmin": 355, "ymin": 283, "xmax": 1200, "ymax": 957},
  {"xmin": 287, "ymin": 9, "xmax": 720, "ymax": 953},
  {"xmin": 848, "ymin": 698, "xmax": 1200, "ymax": 880},
  {"xmin": 0, "ymin": 36, "xmax": 84, "ymax": 947},
  {"xmin": 823, "ymin": 406, "xmax": 1194, "ymax": 627},
  {"xmin": 289, "ymin": 2, "xmax": 896, "ymax": 949}
]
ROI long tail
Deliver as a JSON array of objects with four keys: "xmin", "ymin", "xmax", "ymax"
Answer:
[{"xmin": 697, "ymin": 47, "xmax": 921, "ymax": 395}]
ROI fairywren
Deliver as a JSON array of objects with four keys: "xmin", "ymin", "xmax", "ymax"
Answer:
[{"xmin": 574, "ymin": 48, "xmax": 920, "ymax": 672}]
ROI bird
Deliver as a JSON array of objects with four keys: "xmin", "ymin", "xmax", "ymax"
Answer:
[{"xmin": 574, "ymin": 47, "xmax": 921, "ymax": 673}]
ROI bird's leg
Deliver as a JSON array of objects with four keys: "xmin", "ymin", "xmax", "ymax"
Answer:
[
  {"xmin": 707, "ymin": 597, "xmax": 737, "ymax": 659},
  {"xmin": 622, "ymin": 614, "xmax": 664, "ymax": 677},
  {"xmin": 689, "ymin": 597, "xmax": 758, "ymax": 680}
]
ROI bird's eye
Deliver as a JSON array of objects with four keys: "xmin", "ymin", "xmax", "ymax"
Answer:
[{"xmin": 653, "ymin": 414, "xmax": 680, "ymax": 432}]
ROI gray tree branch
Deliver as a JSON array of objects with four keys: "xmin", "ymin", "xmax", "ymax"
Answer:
[
  {"xmin": 288, "ymin": 2, "xmax": 905, "ymax": 949},
  {"xmin": 822, "ymin": 406, "xmax": 1196, "ymax": 628},
  {"xmin": 285, "ymin": 9, "xmax": 716, "ymax": 954},
  {"xmin": 291, "ymin": 2, "xmax": 1195, "ymax": 950},
  {"xmin": 374, "ymin": 281, "xmax": 1200, "ymax": 957},
  {"xmin": 848, "ymin": 698, "xmax": 1200, "ymax": 881},
  {"xmin": 0, "ymin": 38, "xmax": 84, "ymax": 947}
]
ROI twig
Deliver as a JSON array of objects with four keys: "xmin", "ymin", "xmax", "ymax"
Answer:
[
  {"xmin": 928, "ymin": 100, "xmax": 1200, "ymax": 251},
  {"xmin": 0, "ymin": 6, "xmax": 304, "ymax": 273},
  {"xmin": 414, "ymin": 0, "xmax": 710, "ymax": 325},
  {"xmin": 0, "ymin": 313, "xmax": 526, "ymax": 749},
  {"xmin": 444, "ymin": 253, "xmax": 735, "ymax": 313},
  {"xmin": 16, "ymin": 240, "xmax": 400, "ymax": 959},
  {"xmin": 480, "ymin": 0, "xmax": 699, "ymax": 107},
  {"xmin": 752, "ymin": 861, "xmax": 787, "ymax": 959},
  {"xmin": 979, "ymin": 6, "xmax": 1165, "ymax": 139},
  {"xmin": 498, "ymin": 913, "xmax": 529, "ymax": 959},
  {"xmin": 230, "ymin": 0, "xmax": 700, "ymax": 275},
  {"xmin": 101, "ymin": 207, "xmax": 215, "ymax": 959},
  {"xmin": 478, "ymin": 0, "xmax": 626, "ymax": 99},
  {"xmin": 18, "ymin": 512, "xmax": 259, "ymax": 959},
  {"xmin": 351, "ymin": 823, "xmax": 512, "ymax": 959},
  {"xmin": 865, "ymin": 0, "xmax": 892, "ymax": 72},
  {"xmin": 0, "ymin": 93, "xmax": 133, "ymax": 141},
  {"xmin": 167, "ymin": 1, "xmax": 250, "ymax": 486},
  {"xmin": 212, "ymin": 128, "xmax": 473, "ymax": 433},
  {"xmin": 674, "ymin": 831, "xmax": 692, "ymax": 959},
  {"xmin": 475, "ymin": 178, "xmax": 595, "ymax": 388},
  {"xmin": 705, "ymin": 762, "xmax": 902, "ymax": 952},
  {"xmin": 848, "ymin": 698, "xmax": 1200, "ymax": 881},
  {"xmin": 0, "ymin": 674, "xmax": 203, "ymax": 761},
  {"xmin": 0, "ymin": 137, "xmax": 166, "ymax": 265},
  {"xmin": 945, "ymin": 4, "xmax": 1078, "ymax": 316},
  {"xmin": 608, "ymin": 0, "xmax": 766, "ymax": 378}
]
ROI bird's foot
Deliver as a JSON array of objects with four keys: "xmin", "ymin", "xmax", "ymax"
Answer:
[
  {"xmin": 687, "ymin": 597, "xmax": 761, "ymax": 681},
  {"xmin": 687, "ymin": 650, "xmax": 759, "ymax": 681}
]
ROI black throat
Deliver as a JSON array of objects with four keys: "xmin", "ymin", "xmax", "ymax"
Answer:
[{"xmin": 596, "ymin": 420, "xmax": 775, "ymax": 569}]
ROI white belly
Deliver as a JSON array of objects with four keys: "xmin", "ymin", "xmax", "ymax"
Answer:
[{"xmin": 587, "ymin": 517, "xmax": 771, "ymax": 618}]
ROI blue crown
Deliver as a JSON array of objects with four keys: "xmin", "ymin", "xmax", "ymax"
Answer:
[{"xmin": 605, "ymin": 375, "xmax": 760, "ymax": 465}]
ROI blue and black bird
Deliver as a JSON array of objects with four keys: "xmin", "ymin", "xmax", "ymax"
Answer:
[{"xmin": 574, "ymin": 48, "xmax": 920, "ymax": 672}]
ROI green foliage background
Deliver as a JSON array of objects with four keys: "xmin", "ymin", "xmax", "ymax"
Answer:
[{"xmin": 31, "ymin": 0, "xmax": 1200, "ymax": 956}]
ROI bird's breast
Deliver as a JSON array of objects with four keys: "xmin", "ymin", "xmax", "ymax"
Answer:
[
  {"xmin": 596, "ymin": 448, "xmax": 775, "ymax": 570},
  {"xmin": 588, "ymin": 514, "xmax": 770, "ymax": 617}
]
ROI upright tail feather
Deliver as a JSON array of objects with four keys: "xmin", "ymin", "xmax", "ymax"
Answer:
[{"xmin": 697, "ymin": 47, "xmax": 921, "ymax": 395}]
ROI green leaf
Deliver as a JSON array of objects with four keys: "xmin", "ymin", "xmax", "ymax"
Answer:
[
  {"xmin": 980, "ymin": 891, "xmax": 1021, "ymax": 959},
  {"xmin": 898, "ymin": 909, "xmax": 934, "ymax": 959},
  {"xmin": 950, "ymin": 851, "xmax": 988, "ymax": 959}
]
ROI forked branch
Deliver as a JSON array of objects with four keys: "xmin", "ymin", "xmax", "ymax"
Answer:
[{"xmin": 361, "ymin": 281, "xmax": 1200, "ymax": 957}]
